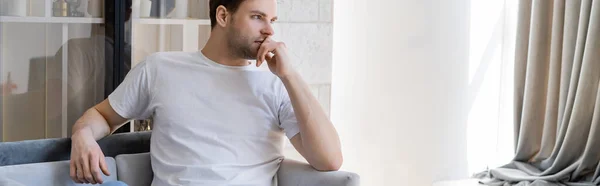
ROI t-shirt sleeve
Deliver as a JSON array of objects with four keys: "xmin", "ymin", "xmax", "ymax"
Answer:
[
  {"xmin": 278, "ymin": 84, "xmax": 300, "ymax": 139},
  {"xmin": 108, "ymin": 59, "xmax": 154, "ymax": 120}
]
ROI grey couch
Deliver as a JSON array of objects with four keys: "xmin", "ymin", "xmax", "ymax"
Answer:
[{"xmin": 0, "ymin": 131, "xmax": 359, "ymax": 186}]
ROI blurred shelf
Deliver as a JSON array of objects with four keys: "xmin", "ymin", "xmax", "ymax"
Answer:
[
  {"xmin": 0, "ymin": 16, "xmax": 104, "ymax": 24},
  {"xmin": 133, "ymin": 18, "xmax": 210, "ymax": 25}
]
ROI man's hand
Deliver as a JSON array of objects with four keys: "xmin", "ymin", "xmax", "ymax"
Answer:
[
  {"xmin": 256, "ymin": 37, "xmax": 294, "ymax": 78},
  {"xmin": 70, "ymin": 129, "xmax": 110, "ymax": 184}
]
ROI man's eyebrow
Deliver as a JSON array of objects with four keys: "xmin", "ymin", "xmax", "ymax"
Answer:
[
  {"xmin": 250, "ymin": 10, "xmax": 267, "ymax": 16},
  {"xmin": 250, "ymin": 10, "xmax": 278, "ymax": 21}
]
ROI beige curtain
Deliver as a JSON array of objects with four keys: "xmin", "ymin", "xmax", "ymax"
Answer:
[{"xmin": 481, "ymin": 0, "xmax": 600, "ymax": 185}]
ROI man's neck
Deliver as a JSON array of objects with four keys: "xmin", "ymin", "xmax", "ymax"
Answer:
[{"xmin": 201, "ymin": 33, "xmax": 250, "ymax": 67}]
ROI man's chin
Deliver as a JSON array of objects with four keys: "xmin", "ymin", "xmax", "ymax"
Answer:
[
  {"xmin": 246, "ymin": 51, "xmax": 259, "ymax": 60},
  {"xmin": 240, "ymin": 53, "xmax": 257, "ymax": 61}
]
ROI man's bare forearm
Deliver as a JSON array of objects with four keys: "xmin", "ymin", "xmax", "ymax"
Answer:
[
  {"xmin": 280, "ymin": 71, "xmax": 343, "ymax": 170},
  {"xmin": 71, "ymin": 107, "xmax": 112, "ymax": 140}
]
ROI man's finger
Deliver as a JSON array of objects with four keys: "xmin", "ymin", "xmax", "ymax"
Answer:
[
  {"xmin": 99, "ymin": 154, "xmax": 111, "ymax": 176},
  {"xmin": 264, "ymin": 36, "xmax": 274, "ymax": 43},
  {"xmin": 81, "ymin": 156, "xmax": 95, "ymax": 184},
  {"xmin": 256, "ymin": 42, "xmax": 272, "ymax": 67},
  {"xmin": 265, "ymin": 54, "xmax": 273, "ymax": 62},
  {"xmin": 256, "ymin": 43, "xmax": 266, "ymax": 67},
  {"xmin": 273, "ymin": 42, "xmax": 286, "ymax": 55},
  {"xmin": 70, "ymin": 161, "xmax": 78, "ymax": 183},
  {"xmin": 260, "ymin": 43, "xmax": 275, "ymax": 65},
  {"xmin": 90, "ymin": 155, "xmax": 103, "ymax": 184},
  {"xmin": 76, "ymin": 161, "xmax": 86, "ymax": 183},
  {"xmin": 265, "ymin": 54, "xmax": 272, "ymax": 61}
]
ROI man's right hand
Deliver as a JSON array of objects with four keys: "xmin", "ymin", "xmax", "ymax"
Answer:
[{"xmin": 70, "ymin": 129, "xmax": 110, "ymax": 184}]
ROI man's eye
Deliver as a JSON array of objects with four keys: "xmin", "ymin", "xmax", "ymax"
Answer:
[{"xmin": 252, "ymin": 15, "xmax": 262, "ymax": 19}]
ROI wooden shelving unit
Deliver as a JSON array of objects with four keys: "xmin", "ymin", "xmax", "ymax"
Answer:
[
  {"xmin": 133, "ymin": 18, "xmax": 210, "ymax": 25},
  {"xmin": 0, "ymin": 16, "xmax": 104, "ymax": 24}
]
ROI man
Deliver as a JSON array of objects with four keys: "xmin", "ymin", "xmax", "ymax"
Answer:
[{"xmin": 69, "ymin": 0, "xmax": 343, "ymax": 185}]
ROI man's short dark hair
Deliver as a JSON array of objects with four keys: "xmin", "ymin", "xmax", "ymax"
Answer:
[{"xmin": 209, "ymin": 0, "xmax": 246, "ymax": 29}]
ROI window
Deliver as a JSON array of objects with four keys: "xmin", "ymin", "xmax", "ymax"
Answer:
[{"xmin": 466, "ymin": 0, "xmax": 518, "ymax": 175}]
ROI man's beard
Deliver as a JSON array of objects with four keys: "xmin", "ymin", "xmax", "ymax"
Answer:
[{"xmin": 226, "ymin": 27, "xmax": 258, "ymax": 60}]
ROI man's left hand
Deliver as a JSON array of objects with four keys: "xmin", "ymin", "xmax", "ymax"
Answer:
[{"xmin": 256, "ymin": 37, "xmax": 295, "ymax": 78}]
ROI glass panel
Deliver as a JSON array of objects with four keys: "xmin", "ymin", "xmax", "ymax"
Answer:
[
  {"xmin": 129, "ymin": 0, "xmax": 210, "ymax": 132},
  {"xmin": 0, "ymin": 0, "xmax": 108, "ymax": 141}
]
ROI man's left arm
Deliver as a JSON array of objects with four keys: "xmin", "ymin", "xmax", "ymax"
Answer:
[
  {"xmin": 281, "ymin": 71, "xmax": 343, "ymax": 171},
  {"xmin": 257, "ymin": 38, "xmax": 343, "ymax": 171}
]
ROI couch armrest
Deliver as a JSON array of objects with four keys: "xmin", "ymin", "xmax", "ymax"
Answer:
[
  {"xmin": 115, "ymin": 153, "xmax": 153, "ymax": 186},
  {"xmin": 277, "ymin": 159, "xmax": 360, "ymax": 186}
]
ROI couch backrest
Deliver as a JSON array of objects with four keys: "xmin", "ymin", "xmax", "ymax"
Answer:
[
  {"xmin": 0, "ymin": 131, "xmax": 152, "ymax": 166},
  {"xmin": 0, "ymin": 157, "xmax": 118, "ymax": 186}
]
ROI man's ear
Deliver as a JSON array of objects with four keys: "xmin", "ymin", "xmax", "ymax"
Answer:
[{"xmin": 216, "ymin": 5, "xmax": 229, "ymax": 28}]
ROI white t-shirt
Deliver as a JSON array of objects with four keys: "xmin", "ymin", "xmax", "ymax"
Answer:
[{"xmin": 108, "ymin": 51, "xmax": 300, "ymax": 186}]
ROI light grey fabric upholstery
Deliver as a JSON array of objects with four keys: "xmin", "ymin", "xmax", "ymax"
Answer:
[
  {"xmin": 100, "ymin": 181, "xmax": 129, "ymax": 186},
  {"xmin": 0, "ymin": 132, "xmax": 359, "ymax": 186},
  {"xmin": 0, "ymin": 157, "xmax": 117, "ymax": 186},
  {"xmin": 115, "ymin": 153, "xmax": 153, "ymax": 186},
  {"xmin": 0, "ymin": 177, "xmax": 26, "ymax": 186},
  {"xmin": 115, "ymin": 152, "xmax": 360, "ymax": 186},
  {"xmin": 278, "ymin": 158, "xmax": 360, "ymax": 186}
]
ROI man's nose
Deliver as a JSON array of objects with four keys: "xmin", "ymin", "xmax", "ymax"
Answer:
[{"xmin": 261, "ymin": 24, "xmax": 275, "ymax": 36}]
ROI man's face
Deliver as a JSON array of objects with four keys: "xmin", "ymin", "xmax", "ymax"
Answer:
[{"xmin": 225, "ymin": 0, "xmax": 278, "ymax": 60}]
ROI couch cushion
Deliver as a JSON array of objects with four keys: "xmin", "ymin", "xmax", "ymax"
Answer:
[
  {"xmin": 0, "ymin": 157, "xmax": 117, "ymax": 186},
  {"xmin": 116, "ymin": 153, "xmax": 153, "ymax": 186},
  {"xmin": 0, "ymin": 177, "xmax": 26, "ymax": 186}
]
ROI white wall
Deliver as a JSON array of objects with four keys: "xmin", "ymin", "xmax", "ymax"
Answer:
[{"xmin": 332, "ymin": 0, "xmax": 471, "ymax": 185}]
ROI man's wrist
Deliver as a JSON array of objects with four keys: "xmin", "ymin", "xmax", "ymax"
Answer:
[
  {"xmin": 72, "ymin": 128, "xmax": 90, "ymax": 139},
  {"xmin": 72, "ymin": 127, "xmax": 99, "ymax": 141},
  {"xmin": 278, "ymin": 70, "xmax": 300, "ymax": 83}
]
